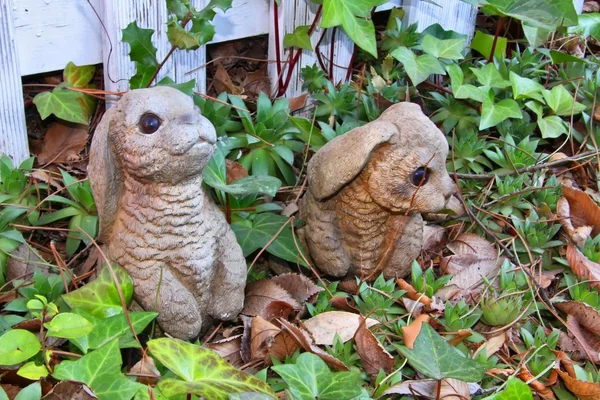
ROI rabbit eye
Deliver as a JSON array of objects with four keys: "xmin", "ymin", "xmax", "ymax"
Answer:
[
  {"xmin": 139, "ymin": 113, "xmax": 161, "ymax": 134},
  {"xmin": 410, "ymin": 167, "xmax": 430, "ymax": 186}
]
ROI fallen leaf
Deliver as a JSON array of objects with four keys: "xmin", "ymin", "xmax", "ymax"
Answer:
[
  {"xmin": 213, "ymin": 63, "xmax": 237, "ymax": 94},
  {"xmin": 562, "ymin": 185, "xmax": 600, "ymax": 236},
  {"xmin": 288, "ymin": 93, "xmax": 308, "ymax": 113},
  {"xmin": 533, "ymin": 268, "xmax": 563, "ymax": 289},
  {"xmin": 396, "ymin": 278, "xmax": 432, "ymax": 307},
  {"xmin": 382, "ymin": 379, "xmax": 482, "ymax": 397},
  {"xmin": 249, "ymin": 316, "xmax": 284, "ymax": 363},
  {"xmin": 129, "ymin": 356, "xmax": 160, "ymax": 385},
  {"xmin": 41, "ymin": 381, "xmax": 96, "ymax": 400},
  {"xmin": 277, "ymin": 318, "xmax": 349, "ymax": 371},
  {"xmin": 566, "ymin": 242, "xmax": 600, "ymax": 289},
  {"xmin": 473, "ymin": 333, "xmax": 506, "ymax": 360},
  {"xmin": 207, "ymin": 335, "xmax": 243, "ymax": 366},
  {"xmin": 271, "ymin": 273, "xmax": 323, "ymax": 304},
  {"xmin": 354, "ymin": 316, "xmax": 395, "ymax": 377},
  {"xmin": 225, "ymin": 159, "xmax": 248, "ymax": 184},
  {"xmin": 261, "ymin": 301, "xmax": 295, "ymax": 321},
  {"xmin": 242, "ymin": 280, "xmax": 301, "ymax": 317},
  {"xmin": 518, "ymin": 366, "xmax": 556, "ymax": 400},
  {"xmin": 438, "ymin": 378, "xmax": 471, "ymax": 400},
  {"xmin": 402, "ymin": 314, "xmax": 431, "ymax": 349},
  {"xmin": 304, "ymin": 311, "xmax": 379, "ymax": 345},
  {"xmin": 329, "ymin": 296, "xmax": 359, "ymax": 313},
  {"xmin": 558, "ymin": 197, "xmax": 593, "ymax": 246},
  {"xmin": 556, "ymin": 301, "xmax": 600, "ymax": 336},
  {"xmin": 565, "ymin": 316, "xmax": 600, "ymax": 363},
  {"xmin": 35, "ymin": 122, "xmax": 88, "ymax": 165},
  {"xmin": 438, "ymin": 256, "xmax": 502, "ymax": 300},
  {"xmin": 446, "ymin": 233, "xmax": 497, "ymax": 259},
  {"xmin": 557, "ymin": 369, "xmax": 600, "ymax": 400}
]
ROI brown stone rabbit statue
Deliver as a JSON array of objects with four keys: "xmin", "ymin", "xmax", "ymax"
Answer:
[
  {"xmin": 88, "ymin": 86, "xmax": 246, "ymax": 339},
  {"xmin": 299, "ymin": 102, "xmax": 456, "ymax": 280}
]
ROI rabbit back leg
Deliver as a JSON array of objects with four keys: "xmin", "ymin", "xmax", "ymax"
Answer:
[
  {"xmin": 131, "ymin": 264, "xmax": 203, "ymax": 339},
  {"xmin": 207, "ymin": 228, "xmax": 246, "ymax": 320}
]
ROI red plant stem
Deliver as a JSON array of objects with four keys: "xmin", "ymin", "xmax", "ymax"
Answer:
[
  {"xmin": 488, "ymin": 17, "xmax": 505, "ymax": 63},
  {"xmin": 345, "ymin": 43, "xmax": 358, "ymax": 82},
  {"xmin": 315, "ymin": 29, "xmax": 328, "ymax": 71},
  {"xmin": 328, "ymin": 27, "xmax": 337, "ymax": 80},
  {"xmin": 277, "ymin": 5, "xmax": 323, "ymax": 96},
  {"xmin": 273, "ymin": 1, "xmax": 284, "ymax": 92}
]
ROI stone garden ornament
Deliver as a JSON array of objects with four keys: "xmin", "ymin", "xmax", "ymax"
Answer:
[
  {"xmin": 88, "ymin": 87, "xmax": 246, "ymax": 339},
  {"xmin": 299, "ymin": 102, "xmax": 457, "ymax": 280}
]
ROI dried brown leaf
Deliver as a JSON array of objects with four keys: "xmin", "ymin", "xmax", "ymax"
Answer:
[
  {"xmin": 225, "ymin": 159, "xmax": 248, "ymax": 184},
  {"xmin": 555, "ymin": 301, "xmax": 600, "ymax": 336},
  {"xmin": 288, "ymin": 93, "xmax": 308, "ymax": 113},
  {"xmin": 562, "ymin": 185, "xmax": 600, "ymax": 236},
  {"xmin": 261, "ymin": 301, "xmax": 295, "ymax": 321},
  {"xmin": 401, "ymin": 314, "xmax": 431, "ymax": 349},
  {"xmin": 271, "ymin": 273, "xmax": 323, "ymax": 304},
  {"xmin": 566, "ymin": 243, "xmax": 600, "ymax": 289},
  {"xmin": 303, "ymin": 311, "xmax": 379, "ymax": 345},
  {"xmin": 329, "ymin": 296, "xmax": 359, "ymax": 313},
  {"xmin": 36, "ymin": 122, "xmax": 88, "ymax": 165},
  {"xmin": 42, "ymin": 381, "xmax": 96, "ymax": 400},
  {"xmin": 474, "ymin": 333, "xmax": 506, "ymax": 359},
  {"xmin": 382, "ymin": 380, "xmax": 481, "ymax": 397},
  {"xmin": 242, "ymin": 280, "xmax": 301, "ymax": 317},
  {"xmin": 268, "ymin": 330, "xmax": 299, "ymax": 364},
  {"xmin": 250, "ymin": 316, "xmax": 281, "ymax": 361},
  {"xmin": 277, "ymin": 318, "xmax": 349, "ymax": 371},
  {"xmin": 565, "ymin": 316, "xmax": 600, "ymax": 363},
  {"xmin": 438, "ymin": 378, "xmax": 471, "ymax": 400},
  {"xmin": 354, "ymin": 315, "xmax": 395, "ymax": 378},
  {"xmin": 129, "ymin": 356, "xmax": 161, "ymax": 385},
  {"xmin": 213, "ymin": 63, "xmax": 236, "ymax": 94},
  {"xmin": 446, "ymin": 233, "xmax": 497, "ymax": 259},
  {"xmin": 557, "ymin": 369, "xmax": 600, "ymax": 400},
  {"xmin": 207, "ymin": 335, "xmax": 243, "ymax": 366},
  {"xmin": 558, "ymin": 197, "xmax": 593, "ymax": 246}
]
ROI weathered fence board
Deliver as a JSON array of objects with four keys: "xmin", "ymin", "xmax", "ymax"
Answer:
[
  {"xmin": 1, "ymin": 0, "xmax": 29, "ymax": 165},
  {"xmin": 403, "ymin": 0, "xmax": 478, "ymax": 40}
]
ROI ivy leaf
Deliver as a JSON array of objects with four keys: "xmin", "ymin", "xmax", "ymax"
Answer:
[
  {"xmin": 321, "ymin": 0, "xmax": 387, "ymax": 57},
  {"xmin": 421, "ymin": 34, "xmax": 466, "ymax": 60},
  {"xmin": 62, "ymin": 265, "xmax": 134, "ymax": 318},
  {"xmin": 538, "ymin": 115, "xmax": 568, "ymax": 139},
  {"xmin": 272, "ymin": 353, "xmax": 363, "ymax": 400},
  {"xmin": 17, "ymin": 362, "xmax": 49, "ymax": 380},
  {"xmin": 157, "ymin": 76, "xmax": 197, "ymax": 96},
  {"xmin": 33, "ymin": 83, "xmax": 88, "ymax": 125},
  {"xmin": 167, "ymin": 0, "xmax": 190, "ymax": 20},
  {"xmin": 231, "ymin": 213, "xmax": 306, "ymax": 265},
  {"xmin": 147, "ymin": 338, "xmax": 276, "ymax": 400},
  {"xmin": 477, "ymin": 0, "xmax": 578, "ymax": 29},
  {"xmin": 509, "ymin": 71, "xmax": 544, "ymax": 103},
  {"xmin": 522, "ymin": 23, "xmax": 552, "ymax": 48},
  {"xmin": 122, "ymin": 22, "xmax": 158, "ymax": 88},
  {"xmin": 14, "ymin": 382, "xmax": 41, "ymax": 400},
  {"xmin": 52, "ymin": 340, "xmax": 144, "ymax": 400},
  {"xmin": 63, "ymin": 62, "xmax": 96, "ymax": 88},
  {"xmin": 167, "ymin": 16, "xmax": 214, "ymax": 50},
  {"xmin": 471, "ymin": 63, "xmax": 510, "ymax": 90},
  {"xmin": 542, "ymin": 85, "xmax": 587, "ymax": 116},
  {"xmin": 480, "ymin": 90, "xmax": 522, "ymax": 130},
  {"xmin": 470, "ymin": 30, "xmax": 507, "ymax": 60},
  {"xmin": 391, "ymin": 46, "xmax": 445, "ymax": 85},
  {"xmin": 284, "ymin": 25, "xmax": 313, "ymax": 50},
  {"xmin": 0, "ymin": 329, "xmax": 41, "ymax": 366},
  {"xmin": 483, "ymin": 377, "xmax": 533, "ymax": 399},
  {"xmin": 569, "ymin": 13, "xmax": 600, "ymax": 41},
  {"xmin": 446, "ymin": 64, "xmax": 483, "ymax": 102},
  {"xmin": 399, "ymin": 324, "xmax": 487, "ymax": 382},
  {"xmin": 44, "ymin": 312, "xmax": 94, "ymax": 339}
]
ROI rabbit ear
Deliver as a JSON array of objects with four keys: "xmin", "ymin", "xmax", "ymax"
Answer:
[
  {"xmin": 307, "ymin": 120, "xmax": 398, "ymax": 200},
  {"xmin": 88, "ymin": 107, "xmax": 123, "ymax": 243}
]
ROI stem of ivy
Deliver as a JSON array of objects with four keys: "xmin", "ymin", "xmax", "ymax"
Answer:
[
  {"xmin": 146, "ymin": 11, "xmax": 192, "ymax": 87},
  {"xmin": 488, "ymin": 17, "xmax": 505, "ymax": 63},
  {"xmin": 273, "ymin": 1, "xmax": 285, "ymax": 93},
  {"xmin": 328, "ymin": 27, "xmax": 337, "ymax": 80}
]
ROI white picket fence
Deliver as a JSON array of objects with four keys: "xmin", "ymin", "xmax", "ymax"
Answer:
[{"xmin": 0, "ymin": 0, "xmax": 485, "ymax": 164}]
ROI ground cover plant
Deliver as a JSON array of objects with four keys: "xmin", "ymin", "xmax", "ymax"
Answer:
[{"xmin": 3, "ymin": 0, "xmax": 600, "ymax": 398}]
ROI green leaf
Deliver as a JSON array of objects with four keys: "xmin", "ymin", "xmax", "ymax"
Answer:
[
  {"xmin": 542, "ymin": 85, "xmax": 587, "ymax": 116},
  {"xmin": 391, "ymin": 46, "xmax": 445, "ymax": 85},
  {"xmin": 509, "ymin": 71, "xmax": 544, "ymax": 102},
  {"xmin": 0, "ymin": 387, "xmax": 7, "ymax": 400},
  {"xmin": 548, "ymin": 50, "xmax": 587, "ymax": 64},
  {"xmin": 167, "ymin": 0, "xmax": 190, "ymax": 19},
  {"xmin": 479, "ymin": 0, "xmax": 578, "ymax": 29},
  {"xmin": 421, "ymin": 23, "xmax": 467, "ymax": 41},
  {"xmin": 231, "ymin": 213, "xmax": 305, "ymax": 265},
  {"xmin": 62, "ymin": 265, "xmax": 134, "ymax": 318},
  {"xmin": 284, "ymin": 25, "xmax": 313, "ymax": 50},
  {"xmin": 272, "ymin": 353, "xmax": 362, "ymax": 400},
  {"xmin": 53, "ymin": 340, "xmax": 144, "ymax": 400},
  {"xmin": 33, "ymin": 83, "xmax": 88, "ymax": 124},
  {"xmin": 446, "ymin": 64, "xmax": 483, "ymax": 102},
  {"xmin": 421, "ymin": 34, "xmax": 465, "ymax": 60},
  {"xmin": 17, "ymin": 362, "xmax": 49, "ymax": 380},
  {"xmin": 14, "ymin": 382, "xmax": 41, "ymax": 400},
  {"xmin": 399, "ymin": 324, "xmax": 487, "ymax": 382},
  {"xmin": 167, "ymin": 16, "xmax": 214, "ymax": 50},
  {"xmin": 472, "ymin": 63, "xmax": 510, "ymax": 89},
  {"xmin": 64, "ymin": 62, "xmax": 96, "ymax": 88},
  {"xmin": 122, "ymin": 22, "xmax": 158, "ymax": 88},
  {"xmin": 70, "ymin": 310, "xmax": 157, "ymax": 353},
  {"xmin": 569, "ymin": 13, "xmax": 600, "ymax": 40},
  {"xmin": 44, "ymin": 312, "xmax": 94, "ymax": 339},
  {"xmin": 157, "ymin": 76, "xmax": 197, "ymax": 96},
  {"xmin": 470, "ymin": 30, "xmax": 507, "ymax": 60},
  {"xmin": 483, "ymin": 377, "xmax": 533, "ymax": 399},
  {"xmin": 538, "ymin": 115, "xmax": 568, "ymax": 139},
  {"xmin": 521, "ymin": 23, "xmax": 551, "ymax": 48},
  {"xmin": 321, "ymin": 0, "xmax": 387, "ymax": 57},
  {"xmin": 147, "ymin": 337, "xmax": 276, "ymax": 400},
  {"xmin": 0, "ymin": 329, "xmax": 41, "ymax": 366},
  {"xmin": 480, "ymin": 90, "xmax": 522, "ymax": 130}
]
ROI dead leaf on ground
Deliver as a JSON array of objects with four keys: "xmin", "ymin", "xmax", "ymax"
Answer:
[
  {"xmin": 557, "ymin": 369, "xmax": 600, "ymax": 400},
  {"xmin": 558, "ymin": 197, "xmax": 593, "ymax": 246},
  {"xmin": 438, "ymin": 378, "xmax": 471, "ymax": 400},
  {"xmin": 250, "ymin": 316, "xmax": 281, "ymax": 361},
  {"xmin": 277, "ymin": 318, "xmax": 349, "ymax": 371},
  {"xmin": 446, "ymin": 233, "xmax": 497, "ymax": 259},
  {"xmin": 382, "ymin": 379, "xmax": 481, "ymax": 397},
  {"xmin": 438, "ymin": 256, "xmax": 502, "ymax": 301},
  {"xmin": 207, "ymin": 334, "xmax": 243, "ymax": 366},
  {"xmin": 129, "ymin": 356, "xmax": 160, "ymax": 385},
  {"xmin": 271, "ymin": 273, "xmax": 323, "ymax": 304},
  {"xmin": 401, "ymin": 314, "xmax": 431, "ymax": 349},
  {"xmin": 34, "ymin": 122, "xmax": 88, "ymax": 165},
  {"xmin": 304, "ymin": 311, "xmax": 379, "ymax": 345},
  {"xmin": 242, "ymin": 279, "xmax": 301, "ymax": 317},
  {"xmin": 584, "ymin": 0, "xmax": 600, "ymax": 12},
  {"xmin": 566, "ymin": 242, "xmax": 600, "ymax": 289},
  {"xmin": 533, "ymin": 268, "xmax": 563, "ymax": 289},
  {"xmin": 225, "ymin": 159, "xmax": 248, "ymax": 184},
  {"xmin": 474, "ymin": 333, "xmax": 506, "ymax": 360},
  {"xmin": 288, "ymin": 93, "xmax": 308, "ymax": 113},
  {"xmin": 42, "ymin": 381, "xmax": 96, "ymax": 400},
  {"xmin": 564, "ymin": 316, "xmax": 600, "ymax": 363},
  {"xmin": 213, "ymin": 63, "xmax": 238, "ymax": 95},
  {"xmin": 354, "ymin": 315, "xmax": 395, "ymax": 378},
  {"xmin": 329, "ymin": 296, "xmax": 359, "ymax": 313},
  {"xmin": 562, "ymin": 185, "xmax": 600, "ymax": 237},
  {"xmin": 556, "ymin": 301, "xmax": 600, "ymax": 336}
]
